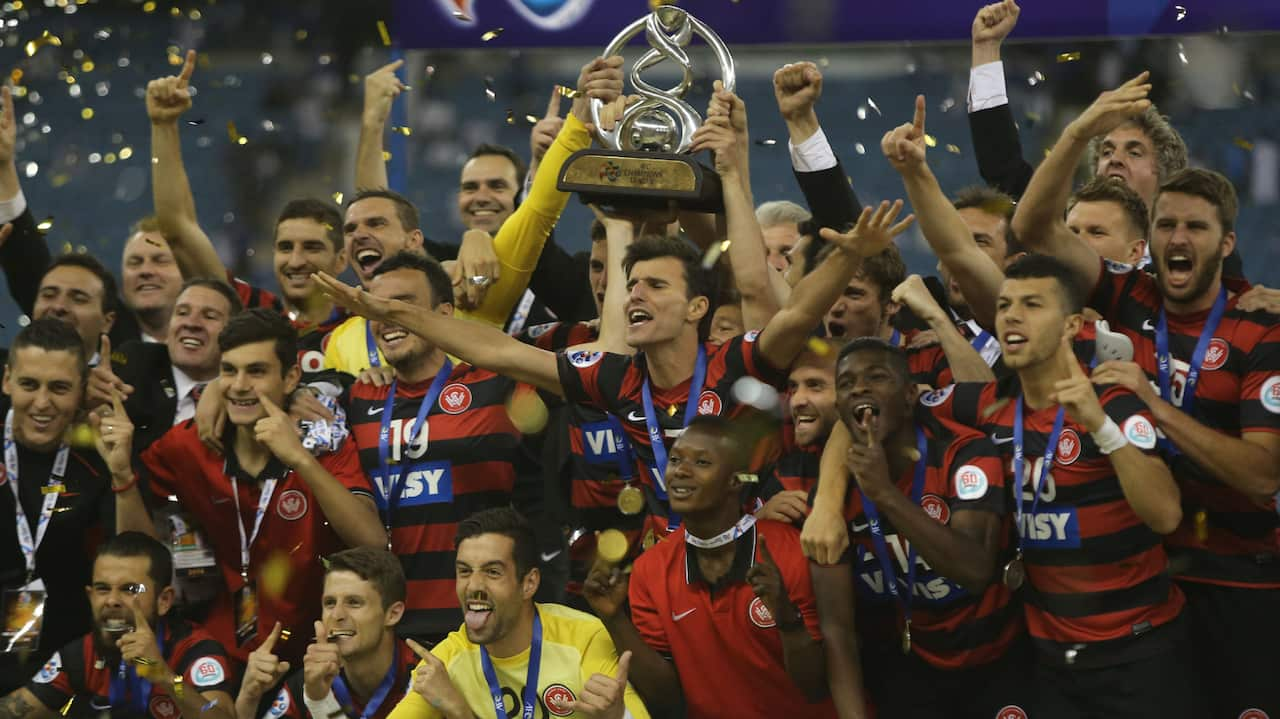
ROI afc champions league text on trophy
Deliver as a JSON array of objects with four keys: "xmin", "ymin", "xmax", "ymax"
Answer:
[{"xmin": 556, "ymin": 5, "xmax": 736, "ymax": 214}]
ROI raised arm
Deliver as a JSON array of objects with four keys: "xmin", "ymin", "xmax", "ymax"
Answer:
[
  {"xmin": 0, "ymin": 86, "xmax": 50, "ymax": 315},
  {"xmin": 775, "ymin": 62, "xmax": 862, "ymax": 234},
  {"xmin": 884, "ymin": 96, "xmax": 1005, "ymax": 329},
  {"xmin": 758, "ymin": 202, "xmax": 914, "ymax": 370},
  {"xmin": 148, "ymin": 50, "xmax": 225, "ymax": 281},
  {"xmin": 313, "ymin": 272, "xmax": 564, "ymax": 396},
  {"xmin": 356, "ymin": 60, "xmax": 404, "ymax": 191},
  {"xmin": 802, "ymin": 418, "xmax": 852, "ymax": 565},
  {"xmin": 575, "ymin": 207, "xmax": 636, "ymax": 356},
  {"xmin": 892, "ymin": 275, "xmax": 994, "ymax": 382},
  {"xmin": 967, "ymin": 0, "xmax": 1034, "ymax": 198},
  {"xmin": 691, "ymin": 89, "xmax": 780, "ymax": 331},
  {"xmin": 1010, "ymin": 73, "xmax": 1152, "ymax": 294}
]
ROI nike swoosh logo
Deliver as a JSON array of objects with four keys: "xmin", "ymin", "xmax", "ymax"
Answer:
[
  {"xmin": 540, "ymin": 550, "xmax": 562, "ymax": 562},
  {"xmin": 991, "ymin": 435, "xmax": 1014, "ymax": 445},
  {"xmin": 626, "ymin": 410, "xmax": 647, "ymax": 422},
  {"xmin": 1142, "ymin": 319, "xmax": 1155, "ymax": 332},
  {"xmin": 212, "ymin": 497, "xmax": 232, "ymax": 504},
  {"xmin": 367, "ymin": 406, "xmax": 385, "ymax": 415},
  {"xmin": 672, "ymin": 608, "xmax": 696, "ymax": 621}
]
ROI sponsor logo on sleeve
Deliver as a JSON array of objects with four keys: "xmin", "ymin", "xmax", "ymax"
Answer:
[
  {"xmin": 748, "ymin": 596, "xmax": 776, "ymax": 628},
  {"xmin": 1236, "ymin": 710, "xmax": 1270, "ymax": 719},
  {"xmin": 149, "ymin": 695, "xmax": 179, "ymax": 718},
  {"xmin": 1202, "ymin": 338, "xmax": 1230, "ymax": 371},
  {"xmin": 189, "ymin": 656, "xmax": 227, "ymax": 687},
  {"xmin": 1261, "ymin": 376, "xmax": 1280, "ymax": 415},
  {"xmin": 954, "ymin": 465, "xmax": 989, "ymax": 500},
  {"xmin": 743, "ymin": 329, "xmax": 761, "ymax": 343},
  {"xmin": 525, "ymin": 322, "xmax": 557, "ymax": 339},
  {"xmin": 997, "ymin": 706, "xmax": 1030, "ymax": 719},
  {"xmin": 1055, "ymin": 429, "xmax": 1082, "ymax": 465},
  {"xmin": 920, "ymin": 494, "xmax": 951, "ymax": 524},
  {"xmin": 276, "ymin": 489, "xmax": 309, "ymax": 521},
  {"xmin": 1122, "ymin": 415, "xmax": 1157, "ymax": 449},
  {"xmin": 568, "ymin": 349, "xmax": 603, "ymax": 368},
  {"xmin": 1103, "ymin": 258, "xmax": 1134, "ymax": 275},
  {"xmin": 919, "ymin": 385, "xmax": 954, "ymax": 407},
  {"xmin": 439, "ymin": 383, "xmax": 473, "ymax": 414},
  {"xmin": 33, "ymin": 652, "xmax": 61, "ymax": 683},
  {"xmin": 542, "ymin": 684, "xmax": 577, "ymax": 717},
  {"xmin": 268, "ymin": 687, "xmax": 292, "ymax": 717},
  {"xmin": 696, "ymin": 390, "xmax": 722, "ymax": 416}
]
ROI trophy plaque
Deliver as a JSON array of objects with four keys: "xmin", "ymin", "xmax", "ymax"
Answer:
[{"xmin": 556, "ymin": 6, "xmax": 736, "ymax": 213}]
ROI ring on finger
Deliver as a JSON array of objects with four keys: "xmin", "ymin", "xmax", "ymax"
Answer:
[{"xmin": 469, "ymin": 275, "xmax": 491, "ymax": 287}]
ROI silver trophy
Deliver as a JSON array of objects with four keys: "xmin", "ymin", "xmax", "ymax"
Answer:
[{"xmin": 557, "ymin": 6, "xmax": 737, "ymax": 213}]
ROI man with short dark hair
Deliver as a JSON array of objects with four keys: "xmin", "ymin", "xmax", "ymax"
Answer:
[
  {"xmin": 127, "ymin": 309, "xmax": 383, "ymax": 667},
  {"xmin": 272, "ymin": 199, "xmax": 350, "ymax": 365},
  {"xmin": 929, "ymin": 254, "xmax": 1196, "ymax": 718},
  {"xmin": 0, "ymin": 319, "xmax": 117, "ymax": 693},
  {"xmin": 120, "ymin": 217, "xmax": 184, "ymax": 344},
  {"xmin": 236, "ymin": 546, "xmax": 419, "ymax": 719},
  {"xmin": 389, "ymin": 507, "xmax": 648, "ymax": 719},
  {"xmin": 34, "ymin": 254, "xmax": 118, "ymax": 364},
  {"xmin": 0, "ymin": 532, "xmax": 235, "ymax": 718},
  {"xmin": 1066, "ymin": 177, "xmax": 1149, "ymax": 267}
]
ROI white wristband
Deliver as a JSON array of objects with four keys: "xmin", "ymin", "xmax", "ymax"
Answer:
[
  {"xmin": 303, "ymin": 689, "xmax": 345, "ymax": 719},
  {"xmin": 1093, "ymin": 417, "xmax": 1127, "ymax": 455}
]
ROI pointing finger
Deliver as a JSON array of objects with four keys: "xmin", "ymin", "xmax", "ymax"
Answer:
[
  {"xmin": 262, "ymin": 621, "xmax": 283, "ymax": 652},
  {"xmin": 110, "ymin": 386, "xmax": 127, "ymax": 419},
  {"xmin": 758, "ymin": 534, "xmax": 778, "ymax": 567},
  {"xmin": 178, "ymin": 49, "xmax": 197, "ymax": 86},
  {"xmin": 546, "ymin": 85, "xmax": 564, "ymax": 118},
  {"xmin": 314, "ymin": 619, "xmax": 329, "ymax": 643},
  {"xmin": 406, "ymin": 637, "xmax": 432, "ymax": 661},
  {"xmin": 1, "ymin": 85, "xmax": 12, "ymax": 125},
  {"xmin": 377, "ymin": 58, "xmax": 405, "ymax": 75},
  {"xmin": 615, "ymin": 650, "xmax": 632, "ymax": 684},
  {"xmin": 258, "ymin": 391, "xmax": 287, "ymax": 418},
  {"xmin": 912, "ymin": 94, "xmax": 926, "ymax": 134},
  {"xmin": 98, "ymin": 334, "xmax": 112, "ymax": 372}
]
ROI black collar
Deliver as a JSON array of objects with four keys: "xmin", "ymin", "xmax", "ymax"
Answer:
[
  {"xmin": 684, "ymin": 524, "xmax": 757, "ymax": 591},
  {"xmin": 221, "ymin": 424, "xmax": 289, "ymax": 484}
]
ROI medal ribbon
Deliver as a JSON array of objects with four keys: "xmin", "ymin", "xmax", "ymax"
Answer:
[
  {"xmin": 365, "ymin": 321, "xmax": 382, "ymax": 368},
  {"xmin": 1013, "ymin": 398, "xmax": 1066, "ymax": 556},
  {"xmin": 479, "ymin": 609, "xmax": 543, "ymax": 719},
  {"xmin": 331, "ymin": 651, "xmax": 400, "ymax": 719},
  {"xmin": 109, "ymin": 618, "xmax": 165, "ymax": 714},
  {"xmin": 857, "ymin": 427, "xmax": 928, "ymax": 633},
  {"xmin": 376, "ymin": 360, "xmax": 454, "ymax": 531},
  {"xmin": 4, "ymin": 409, "xmax": 69, "ymax": 580},
  {"xmin": 1155, "ymin": 287, "xmax": 1227, "ymax": 455},
  {"xmin": 639, "ymin": 344, "xmax": 707, "ymax": 499},
  {"xmin": 683, "ymin": 514, "xmax": 757, "ymax": 550}
]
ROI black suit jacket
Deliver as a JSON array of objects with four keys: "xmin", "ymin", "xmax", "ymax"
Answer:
[
  {"xmin": 112, "ymin": 340, "xmax": 178, "ymax": 454},
  {"xmin": 793, "ymin": 160, "xmax": 864, "ymax": 270},
  {"xmin": 0, "ymin": 207, "xmax": 51, "ymax": 317}
]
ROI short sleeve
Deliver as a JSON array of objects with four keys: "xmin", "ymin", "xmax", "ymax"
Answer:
[
  {"xmin": 725, "ymin": 332, "xmax": 788, "ymax": 389},
  {"xmin": 918, "ymin": 382, "xmax": 985, "ymax": 428},
  {"xmin": 319, "ymin": 436, "xmax": 374, "ymax": 498},
  {"xmin": 24, "ymin": 646, "xmax": 75, "ymax": 711},
  {"xmin": 177, "ymin": 640, "xmax": 234, "ymax": 696},
  {"xmin": 555, "ymin": 350, "xmax": 627, "ymax": 411},
  {"xmin": 1240, "ymin": 322, "xmax": 1280, "ymax": 435},
  {"xmin": 769, "ymin": 527, "xmax": 824, "ymax": 642},
  {"xmin": 1087, "ymin": 258, "xmax": 1141, "ymax": 320},
  {"xmin": 948, "ymin": 437, "xmax": 1008, "ymax": 516},
  {"xmin": 627, "ymin": 557, "xmax": 671, "ymax": 655},
  {"xmin": 1099, "ymin": 386, "xmax": 1160, "ymax": 455},
  {"xmin": 257, "ymin": 682, "xmax": 304, "ymax": 719}
]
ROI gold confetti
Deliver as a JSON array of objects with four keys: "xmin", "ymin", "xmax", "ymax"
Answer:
[
  {"xmin": 227, "ymin": 121, "xmax": 246, "ymax": 145},
  {"xmin": 946, "ymin": 144, "xmax": 961, "ymax": 154},
  {"xmin": 391, "ymin": 126, "xmax": 412, "ymax": 136},
  {"xmin": 167, "ymin": 52, "xmax": 183, "ymax": 67},
  {"xmin": 452, "ymin": 10, "xmax": 473, "ymax": 22},
  {"xmin": 24, "ymin": 30, "xmax": 63, "ymax": 58},
  {"xmin": 9, "ymin": 69, "xmax": 22, "ymax": 84},
  {"xmin": 189, "ymin": 9, "xmax": 202, "ymax": 20},
  {"xmin": 481, "ymin": 27, "xmax": 504, "ymax": 42},
  {"xmin": 924, "ymin": 134, "xmax": 937, "ymax": 148},
  {"xmin": 667, "ymin": 404, "xmax": 678, "ymax": 417},
  {"xmin": 505, "ymin": 386, "xmax": 549, "ymax": 434},
  {"xmin": 261, "ymin": 551, "xmax": 291, "ymax": 598},
  {"xmin": 68, "ymin": 423, "xmax": 95, "ymax": 448},
  {"xmin": 806, "ymin": 337, "xmax": 833, "ymax": 356},
  {"xmin": 382, "ymin": 151, "xmax": 392, "ymax": 161},
  {"xmin": 1194, "ymin": 509, "xmax": 1208, "ymax": 543},
  {"xmin": 80, "ymin": 108, "xmax": 94, "ymax": 120},
  {"xmin": 295, "ymin": 29, "xmax": 308, "ymax": 41},
  {"xmin": 169, "ymin": 6, "xmax": 181, "ymax": 16},
  {"xmin": 557, "ymin": 85, "xmax": 580, "ymax": 99},
  {"xmin": 36, "ymin": 217, "xmax": 53, "ymax": 232},
  {"xmin": 104, "ymin": 152, "xmax": 117, "ymax": 164},
  {"xmin": 60, "ymin": 696, "xmax": 74, "ymax": 716},
  {"xmin": 1056, "ymin": 52, "xmax": 1081, "ymax": 63},
  {"xmin": 332, "ymin": 191, "xmax": 344, "ymax": 205},
  {"xmin": 505, "ymin": 109, "xmax": 516, "ymax": 125},
  {"xmin": 279, "ymin": 629, "xmax": 292, "ymax": 641},
  {"xmin": 80, "ymin": 60, "xmax": 95, "ymax": 73},
  {"xmin": 1234, "ymin": 137, "xmax": 1254, "ymax": 151},
  {"xmin": 376, "ymin": 20, "xmax": 392, "ymax": 46}
]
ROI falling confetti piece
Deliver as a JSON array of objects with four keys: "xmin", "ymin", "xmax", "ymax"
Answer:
[
  {"xmin": 60, "ymin": 697, "xmax": 74, "ymax": 716},
  {"xmin": 1177, "ymin": 43, "xmax": 1188, "ymax": 64},
  {"xmin": 81, "ymin": 60, "xmax": 95, "ymax": 73},
  {"xmin": 187, "ymin": 118, "xmax": 206, "ymax": 126},
  {"xmin": 1056, "ymin": 52, "xmax": 1081, "ymax": 63},
  {"xmin": 557, "ymin": 85, "xmax": 580, "ymax": 99},
  {"xmin": 119, "ymin": 147, "xmax": 133, "ymax": 160},
  {"xmin": 376, "ymin": 20, "xmax": 392, "ymax": 46},
  {"xmin": 382, "ymin": 151, "xmax": 392, "ymax": 161},
  {"xmin": 167, "ymin": 52, "xmax": 184, "ymax": 66},
  {"xmin": 505, "ymin": 386, "xmax": 549, "ymax": 434},
  {"xmin": 1233, "ymin": 137, "xmax": 1254, "ymax": 151},
  {"xmin": 924, "ymin": 134, "xmax": 937, "ymax": 148},
  {"xmin": 227, "ymin": 121, "xmax": 245, "ymax": 145},
  {"xmin": 24, "ymin": 30, "xmax": 63, "ymax": 58},
  {"xmin": 525, "ymin": 114, "xmax": 539, "ymax": 124},
  {"xmin": 295, "ymin": 29, "xmax": 308, "ymax": 41},
  {"xmin": 280, "ymin": 629, "xmax": 292, "ymax": 641},
  {"xmin": 482, "ymin": 28, "xmax": 504, "ymax": 41},
  {"xmin": 142, "ymin": 0, "xmax": 156, "ymax": 11},
  {"xmin": 80, "ymin": 108, "xmax": 94, "ymax": 120},
  {"xmin": 484, "ymin": 76, "xmax": 496, "ymax": 101},
  {"xmin": 946, "ymin": 144, "xmax": 961, "ymax": 154},
  {"xmin": 189, "ymin": 9, "xmax": 202, "ymax": 20},
  {"xmin": 1175, "ymin": 5, "xmax": 1187, "ymax": 21},
  {"xmin": 261, "ymin": 552, "xmax": 291, "ymax": 598},
  {"xmin": 505, "ymin": 109, "xmax": 516, "ymax": 124},
  {"xmin": 939, "ymin": 98, "xmax": 956, "ymax": 113},
  {"xmin": 37, "ymin": 217, "xmax": 53, "ymax": 232},
  {"xmin": 856, "ymin": 106, "xmax": 867, "ymax": 121},
  {"xmin": 9, "ymin": 69, "xmax": 22, "ymax": 84},
  {"xmin": 453, "ymin": 10, "xmax": 473, "ymax": 22},
  {"xmin": 866, "ymin": 97, "xmax": 881, "ymax": 116},
  {"xmin": 755, "ymin": 138, "xmax": 778, "ymax": 146},
  {"xmin": 806, "ymin": 337, "xmax": 833, "ymax": 356},
  {"xmin": 700, "ymin": 241, "xmax": 725, "ymax": 269},
  {"xmin": 854, "ymin": 143, "xmax": 866, "ymax": 155},
  {"xmin": 667, "ymin": 404, "xmax": 678, "ymax": 417},
  {"xmin": 391, "ymin": 126, "xmax": 412, "ymax": 136},
  {"xmin": 332, "ymin": 191, "xmax": 344, "ymax": 205}
]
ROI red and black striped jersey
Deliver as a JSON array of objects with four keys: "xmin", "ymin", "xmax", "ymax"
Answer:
[
  {"xmin": 24, "ymin": 617, "xmax": 233, "ymax": 717},
  {"xmin": 1089, "ymin": 259, "xmax": 1280, "ymax": 587},
  {"xmin": 295, "ymin": 307, "xmax": 350, "ymax": 383},
  {"xmin": 263, "ymin": 638, "xmax": 419, "ymax": 719},
  {"xmin": 840, "ymin": 414, "xmax": 1020, "ymax": 670},
  {"xmin": 555, "ymin": 332, "xmax": 788, "ymax": 492},
  {"xmin": 904, "ymin": 322, "xmax": 1098, "ymax": 390},
  {"xmin": 228, "ymin": 272, "xmax": 283, "ymax": 313},
  {"xmin": 927, "ymin": 377, "xmax": 1185, "ymax": 665},
  {"xmin": 519, "ymin": 321, "xmax": 596, "ymax": 351},
  {"xmin": 758, "ymin": 416, "xmax": 822, "ymax": 505},
  {"xmin": 346, "ymin": 364, "xmax": 536, "ymax": 638},
  {"xmin": 140, "ymin": 424, "xmax": 372, "ymax": 666}
]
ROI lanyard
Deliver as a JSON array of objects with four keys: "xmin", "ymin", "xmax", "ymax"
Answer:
[
  {"xmin": 889, "ymin": 329, "xmax": 901, "ymax": 347},
  {"xmin": 684, "ymin": 514, "xmax": 756, "ymax": 549},
  {"xmin": 962, "ymin": 320, "xmax": 1000, "ymax": 365},
  {"xmin": 1013, "ymin": 398, "xmax": 1066, "ymax": 555},
  {"xmin": 376, "ymin": 360, "xmax": 454, "ymax": 530},
  {"xmin": 480, "ymin": 610, "xmax": 542, "ymax": 719},
  {"xmin": 4, "ymin": 410, "xmax": 69, "ymax": 581},
  {"xmin": 227, "ymin": 468, "xmax": 278, "ymax": 579},
  {"xmin": 858, "ymin": 427, "xmax": 928, "ymax": 625},
  {"xmin": 365, "ymin": 321, "xmax": 382, "ymax": 368},
  {"xmin": 110, "ymin": 619, "xmax": 165, "ymax": 713},
  {"xmin": 1156, "ymin": 287, "xmax": 1227, "ymax": 454},
  {"xmin": 639, "ymin": 344, "xmax": 707, "ymax": 498},
  {"xmin": 332, "ymin": 653, "xmax": 400, "ymax": 719}
]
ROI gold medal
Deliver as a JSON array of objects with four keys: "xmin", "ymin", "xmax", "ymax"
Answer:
[
  {"xmin": 597, "ymin": 529, "xmax": 629, "ymax": 565},
  {"xmin": 617, "ymin": 485, "xmax": 645, "ymax": 515},
  {"xmin": 1003, "ymin": 554, "xmax": 1025, "ymax": 591},
  {"xmin": 901, "ymin": 621, "xmax": 912, "ymax": 655}
]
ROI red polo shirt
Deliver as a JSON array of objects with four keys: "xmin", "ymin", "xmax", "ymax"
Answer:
[{"xmin": 628, "ymin": 519, "xmax": 836, "ymax": 719}]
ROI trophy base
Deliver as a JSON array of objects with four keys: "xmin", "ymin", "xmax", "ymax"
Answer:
[{"xmin": 557, "ymin": 149, "xmax": 724, "ymax": 214}]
